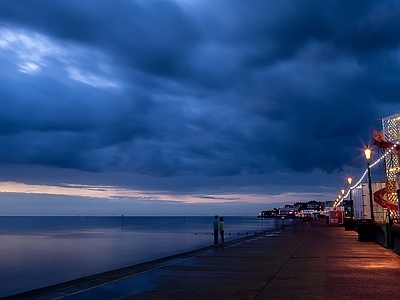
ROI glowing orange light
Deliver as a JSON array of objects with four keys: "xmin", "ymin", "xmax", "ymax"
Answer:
[
  {"xmin": 364, "ymin": 147, "xmax": 371, "ymax": 161},
  {"xmin": 347, "ymin": 176, "xmax": 352, "ymax": 185}
]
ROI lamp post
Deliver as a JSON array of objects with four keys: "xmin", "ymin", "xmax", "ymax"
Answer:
[
  {"xmin": 339, "ymin": 192, "xmax": 343, "ymax": 225},
  {"xmin": 343, "ymin": 176, "xmax": 354, "ymax": 230},
  {"xmin": 364, "ymin": 147, "xmax": 375, "ymax": 222},
  {"xmin": 347, "ymin": 176, "xmax": 353, "ymax": 217},
  {"xmin": 341, "ymin": 189, "xmax": 344, "ymax": 208}
]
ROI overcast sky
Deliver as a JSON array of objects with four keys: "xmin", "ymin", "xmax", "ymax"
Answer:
[{"xmin": 0, "ymin": 0, "xmax": 399, "ymax": 216}]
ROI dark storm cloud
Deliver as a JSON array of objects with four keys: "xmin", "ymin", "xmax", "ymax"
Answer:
[
  {"xmin": 0, "ymin": 0, "xmax": 399, "ymax": 182},
  {"xmin": 0, "ymin": 0, "xmax": 200, "ymax": 77}
]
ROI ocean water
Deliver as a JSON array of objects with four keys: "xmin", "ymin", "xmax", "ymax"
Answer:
[{"xmin": 0, "ymin": 216, "xmax": 280, "ymax": 297}]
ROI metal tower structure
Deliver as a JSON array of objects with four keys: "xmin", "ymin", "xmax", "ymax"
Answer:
[{"xmin": 381, "ymin": 114, "xmax": 400, "ymax": 208}]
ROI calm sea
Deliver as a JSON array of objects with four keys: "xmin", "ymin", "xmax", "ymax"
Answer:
[{"xmin": 0, "ymin": 216, "xmax": 281, "ymax": 297}]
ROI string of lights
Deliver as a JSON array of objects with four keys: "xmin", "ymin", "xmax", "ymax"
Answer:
[{"xmin": 334, "ymin": 140, "xmax": 400, "ymax": 207}]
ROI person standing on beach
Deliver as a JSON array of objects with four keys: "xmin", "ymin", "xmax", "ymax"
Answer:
[
  {"xmin": 219, "ymin": 217, "xmax": 225, "ymax": 244},
  {"xmin": 213, "ymin": 215, "xmax": 219, "ymax": 245}
]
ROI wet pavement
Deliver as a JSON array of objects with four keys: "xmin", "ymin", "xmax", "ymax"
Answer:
[{"xmin": 5, "ymin": 220, "xmax": 400, "ymax": 300}]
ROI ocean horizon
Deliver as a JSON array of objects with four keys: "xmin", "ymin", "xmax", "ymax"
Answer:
[{"xmin": 0, "ymin": 215, "xmax": 283, "ymax": 297}]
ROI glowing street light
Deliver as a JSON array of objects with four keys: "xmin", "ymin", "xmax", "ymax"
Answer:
[
  {"xmin": 364, "ymin": 147, "xmax": 371, "ymax": 161},
  {"xmin": 340, "ymin": 189, "xmax": 345, "ymax": 210},
  {"xmin": 343, "ymin": 176, "xmax": 354, "ymax": 230},
  {"xmin": 347, "ymin": 176, "xmax": 353, "ymax": 218},
  {"xmin": 347, "ymin": 176, "xmax": 353, "ymax": 186},
  {"xmin": 364, "ymin": 146, "xmax": 374, "ymax": 222}
]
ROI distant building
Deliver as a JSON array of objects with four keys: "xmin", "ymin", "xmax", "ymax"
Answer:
[
  {"xmin": 259, "ymin": 201, "xmax": 325, "ymax": 218},
  {"xmin": 258, "ymin": 208, "xmax": 279, "ymax": 218},
  {"xmin": 278, "ymin": 207, "xmax": 297, "ymax": 216}
]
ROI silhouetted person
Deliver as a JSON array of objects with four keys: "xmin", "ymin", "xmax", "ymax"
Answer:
[
  {"xmin": 219, "ymin": 217, "xmax": 225, "ymax": 244},
  {"xmin": 213, "ymin": 215, "xmax": 219, "ymax": 245}
]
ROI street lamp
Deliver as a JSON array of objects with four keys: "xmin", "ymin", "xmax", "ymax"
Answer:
[
  {"xmin": 343, "ymin": 176, "xmax": 354, "ymax": 230},
  {"xmin": 347, "ymin": 176, "xmax": 353, "ymax": 217},
  {"xmin": 341, "ymin": 189, "xmax": 344, "ymax": 206},
  {"xmin": 364, "ymin": 147, "xmax": 374, "ymax": 222},
  {"xmin": 341, "ymin": 189, "xmax": 345, "ymax": 214},
  {"xmin": 347, "ymin": 176, "xmax": 353, "ymax": 186}
]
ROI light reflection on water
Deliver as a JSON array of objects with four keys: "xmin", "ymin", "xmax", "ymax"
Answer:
[{"xmin": 0, "ymin": 216, "xmax": 278, "ymax": 297}]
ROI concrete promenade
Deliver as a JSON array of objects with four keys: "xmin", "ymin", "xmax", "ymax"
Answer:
[{"xmin": 6, "ymin": 219, "xmax": 400, "ymax": 300}]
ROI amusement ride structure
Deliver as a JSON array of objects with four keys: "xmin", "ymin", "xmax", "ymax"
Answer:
[{"xmin": 372, "ymin": 113, "xmax": 400, "ymax": 213}]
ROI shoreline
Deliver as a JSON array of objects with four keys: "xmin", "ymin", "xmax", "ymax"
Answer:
[
  {"xmin": 0, "ymin": 215, "xmax": 279, "ymax": 298},
  {"xmin": 4, "ymin": 228, "xmax": 283, "ymax": 300}
]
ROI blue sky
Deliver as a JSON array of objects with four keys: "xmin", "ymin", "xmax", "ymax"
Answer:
[{"xmin": 0, "ymin": 0, "xmax": 399, "ymax": 216}]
